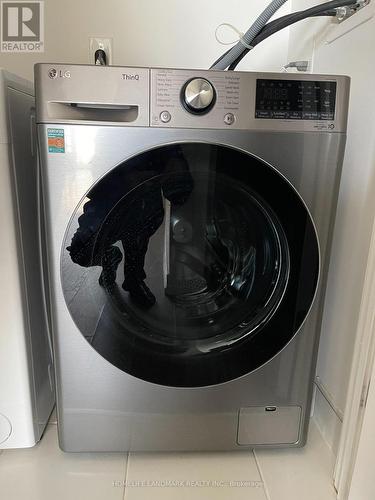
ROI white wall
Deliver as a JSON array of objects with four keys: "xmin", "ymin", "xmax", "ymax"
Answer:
[
  {"xmin": 287, "ymin": 0, "xmax": 330, "ymax": 64},
  {"xmin": 289, "ymin": 0, "xmax": 375, "ymax": 455},
  {"xmin": 0, "ymin": 0, "xmax": 290, "ymax": 81}
]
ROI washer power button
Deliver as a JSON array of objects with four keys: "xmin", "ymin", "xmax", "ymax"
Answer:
[
  {"xmin": 224, "ymin": 113, "xmax": 235, "ymax": 125},
  {"xmin": 160, "ymin": 111, "xmax": 171, "ymax": 123}
]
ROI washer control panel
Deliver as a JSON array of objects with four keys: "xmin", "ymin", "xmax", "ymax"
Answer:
[
  {"xmin": 151, "ymin": 68, "xmax": 242, "ymax": 129},
  {"xmin": 34, "ymin": 64, "xmax": 349, "ymax": 133},
  {"xmin": 150, "ymin": 68, "xmax": 349, "ymax": 133}
]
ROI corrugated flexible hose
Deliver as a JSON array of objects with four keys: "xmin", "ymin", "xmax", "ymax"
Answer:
[{"xmin": 210, "ymin": 0, "xmax": 288, "ymax": 70}]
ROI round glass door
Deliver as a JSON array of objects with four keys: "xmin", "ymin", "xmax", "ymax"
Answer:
[{"xmin": 61, "ymin": 143, "xmax": 319, "ymax": 387}]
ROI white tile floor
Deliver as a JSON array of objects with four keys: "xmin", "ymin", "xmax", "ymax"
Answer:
[{"xmin": 0, "ymin": 414, "xmax": 337, "ymax": 500}]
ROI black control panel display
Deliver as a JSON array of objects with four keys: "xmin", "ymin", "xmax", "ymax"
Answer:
[{"xmin": 255, "ymin": 79, "xmax": 337, "ymax": 120}]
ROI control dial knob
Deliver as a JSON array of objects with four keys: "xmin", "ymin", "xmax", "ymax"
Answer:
[{"xmin": 182, "ymin": 78, "xmax": 216, "ymax": 114}]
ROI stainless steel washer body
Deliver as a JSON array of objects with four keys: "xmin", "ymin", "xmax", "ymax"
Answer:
[{"xmin": 35, "ymin": 64, "xmax": 349, "ymax": 451}]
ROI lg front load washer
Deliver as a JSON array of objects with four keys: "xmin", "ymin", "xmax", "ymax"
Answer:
[
  {"xmin": 0, "ymin": 69, "xmax": 55, "ymax": 448},
  {"xmin": 35, "ymin": 64, "xmax": 349, "ymax": 452}
]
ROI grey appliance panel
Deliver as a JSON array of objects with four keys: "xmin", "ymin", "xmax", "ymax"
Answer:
[
  {"xmin": 7, "ymin": 88, "xmax": 54, "ymax": 439},
  {"xmin": 35, "ymin": 63, "xmax": 350, "ymax": 133}
]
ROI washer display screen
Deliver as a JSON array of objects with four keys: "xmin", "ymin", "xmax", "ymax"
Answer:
[{"xmin": 255, "ymin": 79, "xmax": 337, "ymax": 121}]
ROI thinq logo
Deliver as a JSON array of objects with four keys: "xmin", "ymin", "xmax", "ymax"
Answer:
[{"xmin": 1, "ymin": 1, "xmax": 44, "ymax": 52}]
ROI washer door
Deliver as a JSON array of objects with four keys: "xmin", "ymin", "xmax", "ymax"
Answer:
[{"xmin": 61, "ymin": 143, "xmax": 319, "ymax": 387}]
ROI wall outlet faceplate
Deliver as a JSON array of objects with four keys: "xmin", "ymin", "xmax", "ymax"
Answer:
[{"xmin": 89, "ymin": 37, "xmax": 113, "ymax": 65}]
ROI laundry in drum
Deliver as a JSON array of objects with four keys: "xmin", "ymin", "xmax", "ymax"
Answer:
[{"xmin": 66, "ymin": 146, "xmax": 194, "ymax": 308}]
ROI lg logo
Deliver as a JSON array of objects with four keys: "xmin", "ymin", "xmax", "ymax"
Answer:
[
  {"xmin": 1, "ymin": 1, "xmax": 44, "ymax": 52},
  {"xmin": 48, "ymin": 68, "xmax": 71, "ymax": 79}
]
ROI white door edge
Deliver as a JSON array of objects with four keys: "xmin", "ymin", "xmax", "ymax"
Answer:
[{"xmin": 334, "ymin": 211, "xmax": 375, "ymax": 499}]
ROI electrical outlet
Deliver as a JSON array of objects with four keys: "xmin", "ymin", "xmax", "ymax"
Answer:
[{"xmin": 89, "ymin": 37, "xmax": 113, "ymax": 65}]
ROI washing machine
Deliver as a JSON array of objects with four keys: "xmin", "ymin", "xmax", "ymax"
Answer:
[
  {"xmin": 0, "ymin": 69, "xmax": 55, "ymax": 448},
  {"xmin": 35, "ymin": 63, "xmax": 349, "ymax": 452}
]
